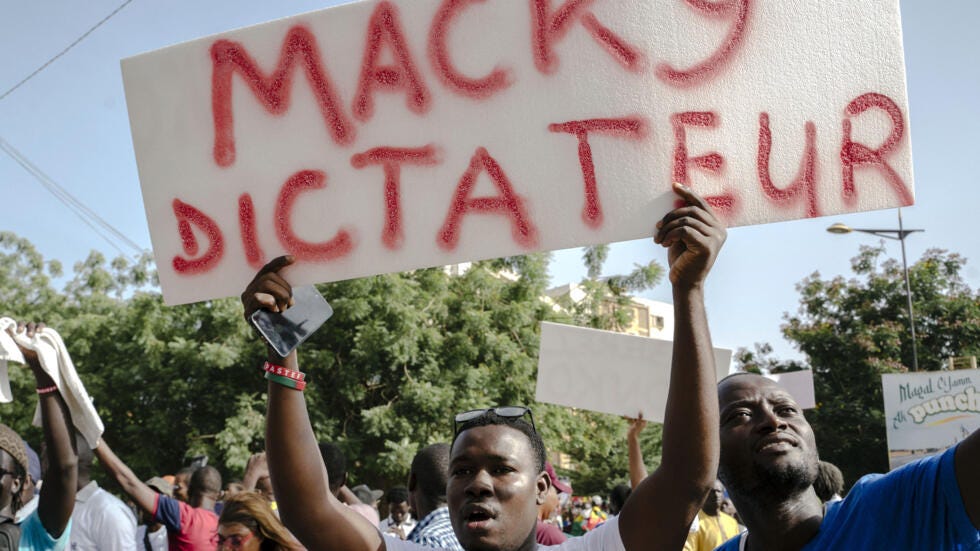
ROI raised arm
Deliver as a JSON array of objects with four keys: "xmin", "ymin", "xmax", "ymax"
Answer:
[
  {"xmin": 955, "ymin": 428, "xmax": 980, "ymax": 527},
  {"xmin": 626, "ymin": 416, "xmax": 648, "ymax": 490},
  {"xmin": 10, "ymin": 322, "xmax": 78, "ymax": 538},
  {"xmin": 242, "ymin": 256, "xmax": 384, "ymax": 551},
  {"xmin": 242, "ymin": 452, "xmax": 268, "ymax": 491},
  {"xmin": 618, "ymin": 183, "xmax": 725, "ymax": 551},
  {"xmin": 94, "ymin": 439, "xmax": 159, "ymax": 515}
]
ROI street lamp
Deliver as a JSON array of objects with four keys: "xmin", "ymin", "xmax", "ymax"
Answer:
[{"xmin": 826, "ymin": 209, "xmax": 924, "ymax": 371}]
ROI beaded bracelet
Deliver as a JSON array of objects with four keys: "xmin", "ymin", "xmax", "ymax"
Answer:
[
  {"xmin": 262, "ymin": 361, "xmax": 305, "ymax": 382},
  {"xmin": 36, "ymin": 385, "xmax": 58, "ymax": 395},
  {"xmin": 265, "ymin": 371, "xmax": 307, "ymax": 391}
]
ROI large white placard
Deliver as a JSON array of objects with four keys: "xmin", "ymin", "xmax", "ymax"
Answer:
[
  {"xmin": 535, "ymin": 322, "xmax": 732, "ymax": 421},
  {"xmin": 123, "ymin": 0, "xmax": 914, "ymax": 304},
  {"xmin": 882, "ymin": 370, "xmax": 980, "ymax": 470}
]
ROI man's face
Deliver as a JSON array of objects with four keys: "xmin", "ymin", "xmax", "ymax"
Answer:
[
  {"xmin": 702, "ymin": 480, "xmax": 725, "ymax": 516},
  {"xmin": 390, "ymin": 501, "xmax": 411, "ymax": 524},
  {"xmin": 718, "ymin": 376, "xmax": 819, "ymax": 501},
  {"xmin": 174, "ymin": 473, "xmax": 191, "ymax": 503},
  {"xmin": 0, "ymin": 451, "xmax": 22, "ymax": 512},
  {"xmin": 448, "ymin": 425, "xmax": 547, "ymax": 551}
]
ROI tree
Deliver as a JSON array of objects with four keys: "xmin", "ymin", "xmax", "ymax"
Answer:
[
  {"xmin": 0, "ymin": 232, "xmax": 668, "ymax": 495},
  {"xmin": 756, "ymin": 244, "xmax": 980, "ymax": 486}
]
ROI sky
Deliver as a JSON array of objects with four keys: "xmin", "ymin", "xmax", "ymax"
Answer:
[{"xmin": 2, "ymin": 0, "xmax": 979, "ymax": 365}]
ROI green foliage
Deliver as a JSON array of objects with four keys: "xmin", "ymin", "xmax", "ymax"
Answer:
[
  {"xmin": 0, "ymin": 234, "xmax": 669, "ymax": 497},
  {"xmin": 756, "ymin": 244, "xmax": 980, "ymax": 487}
]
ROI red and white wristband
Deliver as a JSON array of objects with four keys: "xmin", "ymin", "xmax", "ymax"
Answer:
[{"xmin": 262, "ymin": 362, "xmax": 307, "ymax": 391}]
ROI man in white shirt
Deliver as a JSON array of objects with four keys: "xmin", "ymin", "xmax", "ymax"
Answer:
[
  {"xmin": 69, "ymin": 434, "xmax": 137, "ymax": 550},
  {"xmin": 380, "ymin": 487, "xmax": 416, "ymax": 539}
]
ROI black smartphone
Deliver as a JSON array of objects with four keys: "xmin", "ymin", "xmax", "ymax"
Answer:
[{"xmin": 250, "ymin": 285, "xmax": 333, "ymax": 357}]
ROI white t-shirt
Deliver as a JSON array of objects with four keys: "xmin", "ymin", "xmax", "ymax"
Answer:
[
  {"xmin": 386, "ymin": 515, "xmax": 625, "ymax": 551},
  {"xmin": 136, "ymin": 525, "xmax": 169, "ymax": 551},
  {"xmin": 380, "ymin": 516, "xmax": 418, "ymax": 539},
  {"xmin": 69, "ymin": 481, "xmax": 138, "ymax": 550}
]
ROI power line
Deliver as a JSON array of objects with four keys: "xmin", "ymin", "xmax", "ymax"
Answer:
[
  {"xmin": 0, "ymin": 136, "xmax": 147, "ymax": 256},
  {"xmin": 0, "ymin": 0, "xmax": 134, "ymax": 102}
]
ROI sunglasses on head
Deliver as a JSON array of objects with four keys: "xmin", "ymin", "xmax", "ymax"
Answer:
[
  {"xmin": 453, "ymin": 406, "xmax": 535, "ymax": 436},
  {"xmin": 211, "ymin": 531, "xmax": 254, "ymax": 550}
]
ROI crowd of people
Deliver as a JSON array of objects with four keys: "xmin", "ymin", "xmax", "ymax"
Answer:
[{"xmin": 0, "ymin": 185, "xmax": 977, "ymax": 550}]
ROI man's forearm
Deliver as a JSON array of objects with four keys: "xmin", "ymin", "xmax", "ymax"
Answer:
[
  {"xmin": 660, "ymin": 285, "xmax": 719, "ymax": 494},
  {"xmin": 627, "ymin": 435, "xmax": 648, "ymax": 490},
  {"xmin": 94, "ymin": 441, "xmax": 158, "ymax": 514},
  {"xmin": 661, "ymin": 287, "xmax": 718, "ymax": 478},
  {"xmin": 34, "ymin": 377, "xmax": 77, "ymax": 538},
  {"xmin": 265, "ymin": 352, "xmax": 336, "ymax": 542},
  {"xmin": 265, "ymin": 352, "xmax": 386, "ymax": 551}
]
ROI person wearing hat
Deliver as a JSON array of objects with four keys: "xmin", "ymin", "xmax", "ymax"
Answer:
[
  {"xmin": 535, "ymin": 462, "xmax": 572, "ymax": 545},
  {"xmin": 12, "ymin": 441, "xmax": 41, "ymax": 524},
  {"xmin": 1, "ymin": 321, "xmax": 79, "ymax": 549},
  {"xmin": 351, "ymin": 485, "xmax": 383, "ymax": 511},
  {"xmin": 137, "ymin": 477, "xmax": 173, "ymax": 551}
]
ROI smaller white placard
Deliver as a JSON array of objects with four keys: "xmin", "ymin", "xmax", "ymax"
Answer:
[
  {"xmin": 535, "ymin": 322, "xmax": 731, "ymax": 421},
  {"xmin": 764, "ymin": 370, "xmax": 816, "ymax": 409}
]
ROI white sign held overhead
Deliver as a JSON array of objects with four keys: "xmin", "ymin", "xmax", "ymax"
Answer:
[
  {"xmin": 535, "ymin": 322, "xmax": 732, "ymax": 421},
  {"xmin": 122, "ymin": 0, "xmax": 914, "ymax": 304}
]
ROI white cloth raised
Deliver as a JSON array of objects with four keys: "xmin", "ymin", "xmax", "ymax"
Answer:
[{"xmin": 0, "ymin": 317, "xmax": 104, "ymax": 447}]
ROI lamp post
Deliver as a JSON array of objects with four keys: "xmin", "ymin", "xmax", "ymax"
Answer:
[{"xmin": 826, "ymin": 209, "xmax": 924, "ymax": 371}]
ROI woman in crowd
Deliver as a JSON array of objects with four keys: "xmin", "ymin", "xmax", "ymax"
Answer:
[{"xmin": 216, "ymin": 492, "xmax": 303, "ymax": 551}]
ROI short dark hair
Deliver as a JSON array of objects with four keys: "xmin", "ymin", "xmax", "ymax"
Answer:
[
  {"xmin": 318, "ymin": 442, "xmax": 347, "ymax": 490},
  {"xmin": 411, "ymin": 443, "xmax": 450, "ymax": 504},
  {"xmin": 813, "ymin": 460, "xmax": 844, "ymax": 502},
  {"xmin": 190, "ymin": 465, "xmax": 222, "ymax": 497},
  {"xmin": 386, "ymin": 486, "xmax": 409, "ymax": 504},
  {"xmin": 452, "ymin": 411, "xmax": 546, "ymax": 472},
  {"xmin": 609, "ymin": 484, "xmax": 631, "ymax": 513}
]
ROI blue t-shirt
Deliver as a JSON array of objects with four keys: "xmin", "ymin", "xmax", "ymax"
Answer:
[
  {"xmin": 18, "ymin": 511, "xmax": 71, "ymax": 551},
  {"xmin": 717, "ymin": 445, "xmax": 979, "ymax": 550}
]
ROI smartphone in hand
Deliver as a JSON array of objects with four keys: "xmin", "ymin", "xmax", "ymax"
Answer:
[{"xmin": 250, "ymin": 285, "xmax": 333, "ymax": 357}]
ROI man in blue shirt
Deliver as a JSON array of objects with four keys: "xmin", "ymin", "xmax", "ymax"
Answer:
[{"xmin": 715, "ymin": 373, "xmax": 979, "ymax": 550}]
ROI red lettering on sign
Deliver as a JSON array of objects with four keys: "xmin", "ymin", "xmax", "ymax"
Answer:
[
  {"xmin": 211, "ymin": 25, "xmax": 355, "ymax": 168},
  {"xmin": 531, "ymin": 0, "xmax": 644, "ymax": 74},
  {"xmin": 238, "ymin": 193, "xmax": 266, "ymax": 268},
  {"xmin": 354, "ymin": 1, "xmax": 431, "ymax": 121},
  {"xmin": 656, "ymin": 0, "xmax": 751, "ymax": 87},
  {"xmin": 438, "ymin": 147, "xmax": 538, "ymax": 251},
  {"xmin": 351, "ymin": 145, "xmax": 441, "ymax": 250},
  {"xmin": 275, "ymin": 170, "xmax": 354, "ymax": 261},
  {"xmin": 757, "ymin": 113, "xmax": 819, "ymax": 218},
  {"xmin": 671, "ymin": 111, "xmax": 737, "ymax": 214},
  {"xmin": 841, "ymin": 92, "xmax": 913, "ymax": 206},
  {"xmin": 428, "ymin": 0, "xmax": 513, "ymax": 99},
  {"xmin": 172, "ymin": 199, "xmax": 224, "ymax": 274},
  {"xmin": 549, "ymin": 117, "xmax": 648, "ymax": 228}
]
